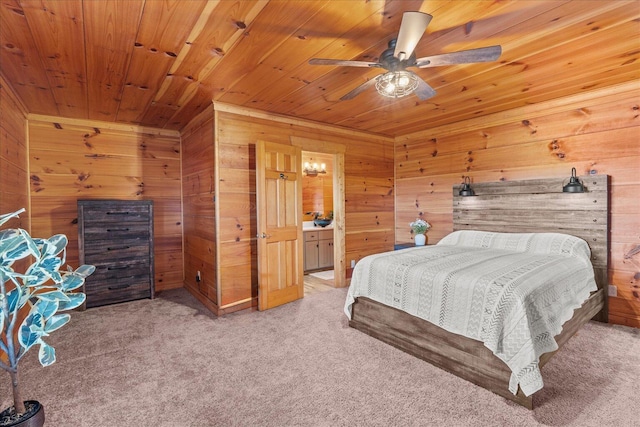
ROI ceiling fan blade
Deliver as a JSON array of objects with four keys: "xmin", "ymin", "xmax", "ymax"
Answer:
[
  {"xmin": 340, "ymin": 78, "xmax": 378, "ymax": 101},
  {"xmin": 394, "ymin": 11, "xmax": 432, "ymax": 61},
  {"xmin": 415, "ymin": 45, "xmax": 502, "ymax": 68},
  {"xmin": 414, "ymin": 76, "xmax": 436, "ymax": 100},
  {"xmin": 309, "ymin": 58, "xmax": 381, "ymax": 68}
]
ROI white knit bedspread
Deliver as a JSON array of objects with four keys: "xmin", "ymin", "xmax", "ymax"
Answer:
[{"xmin": 344, "ymin": 231, "xmax": 598, "ymax": 396}]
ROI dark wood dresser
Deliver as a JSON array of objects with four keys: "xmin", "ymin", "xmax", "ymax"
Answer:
[{"xmin": 78, "ymin": 200, "xmax": 155, "ymax": 308}]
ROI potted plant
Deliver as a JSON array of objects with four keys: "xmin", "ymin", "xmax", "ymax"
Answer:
[
  {"xmin": 0, "ymin": 209, "xmax": 95, "ymax": 426},
  {"xmin": 409, "ymin": 218, "xmax": 431, "ymax": 246}
]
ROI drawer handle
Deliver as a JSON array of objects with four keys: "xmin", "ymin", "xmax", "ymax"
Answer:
[
  {"xmin": 107, "ymin": 228, "xmax": 130, "ymax": 232},
  {"xmin": 107, "ymin": 266, "xmax": 129, "ymax": 270},
  {"xmin": 106, "ymin": 211, "xmax": 130, "ymax": 215},
  {"xmin": 107, "ymin": 245, "xmax": 130, "ymax": 251},
  {"xmin": 108, "ymin": 284, "xmax": 131, "ymax": 290}
]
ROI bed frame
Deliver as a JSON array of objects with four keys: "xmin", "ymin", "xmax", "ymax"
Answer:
[{"xmin": 349, "ymin": 174, "xmax": 609, "ymax": 409}]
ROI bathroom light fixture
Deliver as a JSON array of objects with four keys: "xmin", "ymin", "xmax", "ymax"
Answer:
[
  {"xmin": 303, "ymin": 162, "xmax": 326, "ymax": 177},
  {"xmin": 458, "ymin": 176, "xmax": 476, "ymax": 197},
  {"xmin": 375, "ymin": 70, "xmax": 419, "ymax": 98},
  {"xmin": 562, "ymin": 167, "xmax": 585, "ymax": 193}
]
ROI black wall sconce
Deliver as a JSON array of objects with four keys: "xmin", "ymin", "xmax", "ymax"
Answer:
[
  {"xmin": 459, "ymin": 176, "xmax": 476, "ymax": 197},
  {"xmin": 562, "ymin": 167, "xmax": 585, "ymax": 193}
]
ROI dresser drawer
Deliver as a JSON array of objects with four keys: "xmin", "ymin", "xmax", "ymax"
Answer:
[
  {"xmin": 81, "ymin": 222, "xmax": 150, "ymax": 240},
  {"xmin": 80, "ymin": 204, "xmax": 151, "ymax": 223},
  {"xmin": 88, "ymin": 260, "xmax": 150, "ymax": 282},
  {"xmin": 78, "ymin": 199, "xmax": 154, "ymax": 307},
  {"xmin": 84, "ymin": 280, "xmax": 152, "ymax": 308},
  {"xmin": 83, "ymin": 238, "xmax": 151, "ymax": 262}
]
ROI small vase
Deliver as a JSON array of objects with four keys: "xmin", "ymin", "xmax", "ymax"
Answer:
[{"xmin": 414, "ymin": 234, "xmax": 426, "ymax": 246}]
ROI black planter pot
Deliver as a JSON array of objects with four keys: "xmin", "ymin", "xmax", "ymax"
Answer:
[{"xmin": 0, "ymin": 401, "xmax": 45, "ymax": 427}]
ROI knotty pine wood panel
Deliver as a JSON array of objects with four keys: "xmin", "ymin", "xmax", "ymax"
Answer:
[
  {"xmin": 20, "ymin": 0, "xmax": 87, "ymax": 118},
  {"xmin": 182, "ymin": 169, "xmax": 214, "ymax": 195},
  {"xmin": 214, "ymin": 0, "xmax": 351, "ymax": 107},
  {"xmin": 182, "ymin": 193, "xmax": 215, "ymax": 219},
  {"xmin": 394, "ymin": 84, "xmax": 640, "ymax": 327},
  {"xmin": 395, "ymin": 94, "xmax": 639, "ymax": 163},
  {"xmin": 28, "ymin": 117, "xmax": 183, "ymax": 292},
  {"xmin": 28, "ymin": 120, "xmax": 181, "ymax": 157},
  {"xmin": 83, "ymin": 0, "xmax": 144, "ymax": 122},
  {"xmin": 184, "ymin": 251, "xmax": 216, "ymax": 302},
  {"xmin": 212, "ymin": 109, "xmax": 394, "ymax": 310},
  {"xmin": 153, "ymin": 0, "xmax": 266, "ymax": 125},
  {"xmin": 207, "ymin": 0, "xmax": 327, "ymax": 105},
  {"xmin": 0, "ymin": 2, "xmax": 58, "ymax": 114},
  {"xmin": 0, "ymin": 74, "xmax": 28, "ymax": 225},
  {"xmin": 217, "ymin": 142, "xmax": 255, "ymax": 170},
  {"xmin": 116, "ymin": 0, "xmax": 207, "ymax": 124},
  {"xmin": 302, "ymin": 151, "xmax": 333, "ymax": 218},
  {"xmin": 181, "ymin": 112, "xmax": 217, "ymax": 308},
  {"xmin": 0, "ymin": 89, "xmax": 27, "ymax": 147},
  {"xmin": 345, "ymin": 212, "xmax": 395, "ymax": 232}
]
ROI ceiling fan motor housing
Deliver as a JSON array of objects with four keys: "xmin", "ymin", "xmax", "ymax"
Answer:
[{"xmin": 379, "ymin": 39, "xmax": 417, "ymax": 71}]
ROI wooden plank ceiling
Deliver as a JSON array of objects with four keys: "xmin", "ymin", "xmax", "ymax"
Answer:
[{"xmin": 1, "ymin": 0, "xmax": 638, "ymax": 137}]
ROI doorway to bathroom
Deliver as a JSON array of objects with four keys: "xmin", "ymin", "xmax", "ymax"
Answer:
[
  {"xmin": 291, "ymin": 137, "xmax": 346, "ymax": 292},
  {"xmin": 301, "ymin": 150, "xmax": 335, "ymax": 294}
]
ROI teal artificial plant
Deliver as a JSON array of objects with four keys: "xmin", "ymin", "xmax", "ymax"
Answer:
[{"xmin": 0, "ymin": 208, "xmax": 95, "ymax": 421}]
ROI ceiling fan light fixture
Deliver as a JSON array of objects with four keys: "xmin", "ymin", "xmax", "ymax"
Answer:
[{"xmin": 375, "ymin": 71, "xmax": 419, "ymax": 98}]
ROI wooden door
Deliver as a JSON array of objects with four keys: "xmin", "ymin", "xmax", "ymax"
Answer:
[{"xmin": 256, "ymin": 141, "xmax": 304, "ymax": 310}]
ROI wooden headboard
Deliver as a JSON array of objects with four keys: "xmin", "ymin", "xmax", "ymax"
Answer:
[{"xmin": 453, "ymin": 174, "xmax": 609, "ymax": 320}]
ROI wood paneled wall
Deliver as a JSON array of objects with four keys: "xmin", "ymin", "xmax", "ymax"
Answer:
[
  {"xmin": 302, "ymin": 151, "xmax": 333, "ymax": 220},
  {"xmin": 394, "ymin": 81, "xmax": 640, "ymax": 327},
  {"xmin": 207, "ymin": 104, "xmax": 394, "ymax": 312},
  {"xmin": 0, "ymin": 73, "xmax": 28, "ymax": 227},
  {"xmin": 27, "ymin": 115, "xmax": 184, "ymax": 292},
  {"xmin": 181, "ymin": 105, "xmax": 217, "ymax": 312}
]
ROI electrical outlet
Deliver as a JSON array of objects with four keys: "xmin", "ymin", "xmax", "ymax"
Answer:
[
  {"xmin": 196, "ymin": 271, "xmax": 201, "ymax": 282},
  {"xmin": 350, "ymin": 260, "xmax": 356, "ymax": 268},
  {"xmin": 608, "ymin": 285, "xmax": 617, "ymax": 297}
]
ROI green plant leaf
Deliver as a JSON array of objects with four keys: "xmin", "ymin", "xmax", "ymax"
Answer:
[
  {"xmin": 0, "ymin": 236, "xmax": 30, "ymax": 264},
  {"xmin": 58, "ymin": 293, "xmax": 86, "ymax": 311},
  {"xmin": 36, "ymin": 291, "xmax": 70, "ymax": 304},
  {"xmin": 60, "ymin": 273, "xmax": 85, "ymax": 292},
  {"xmin": 44, "ymin": 313, "xmax": 70, "ymax": 333},
  {"xmin": 5, "ymin": 286, "xmax": 23, "ymax": 312},
  {"xmin": 0, "ymin": 208, "xmax": 25, "ymax": 227},
  {"xmin": 0, "ymin": 230, "xmax": 21, "ymax": 250},
  {"xmin": 39, "ymin": 255, "xmax": 63, "ymax": 274},
  {"xmin": 74, "ymin": 264, "xmax": 96, "ymax": 277},
  {"xmin": 46, "ymin": 234, "xmax": 68, "ymax": 256},
  {"xmin": 23, "ymin": 229, "xmax": 41, "ymax": 257},
  {"xmin": 38, "ymin": 341, "xmax": 56, "ymax": 367},
  {"xmin": 19, "ymin": 312, "xmax": 44, "ymax": 351},
  {"xmin": 24, "ymin": 265, "xmax": 52, "ymax": 287},
  {"xmin": 34, "ymin": 298, "xmax": 60, "ymax": 320}
]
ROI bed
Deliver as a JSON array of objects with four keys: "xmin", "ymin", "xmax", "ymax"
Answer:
[{"xmin": 345, "ymin": 174, "xmax": 609, "ymax": 409}]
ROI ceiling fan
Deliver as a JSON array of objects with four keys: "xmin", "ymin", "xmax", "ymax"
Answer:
[{"xmin": 308, "ymin": 11, "xmax": 502, "ymax": 101}]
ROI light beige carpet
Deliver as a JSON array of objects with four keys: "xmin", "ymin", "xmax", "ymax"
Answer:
[
  {"xmin": 2, "ymin": 288, "xmax": 639, "ymax": 426},
  {"xmin": 309, "ymin": 270, "xmax": 334, "ymax": 281}
]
